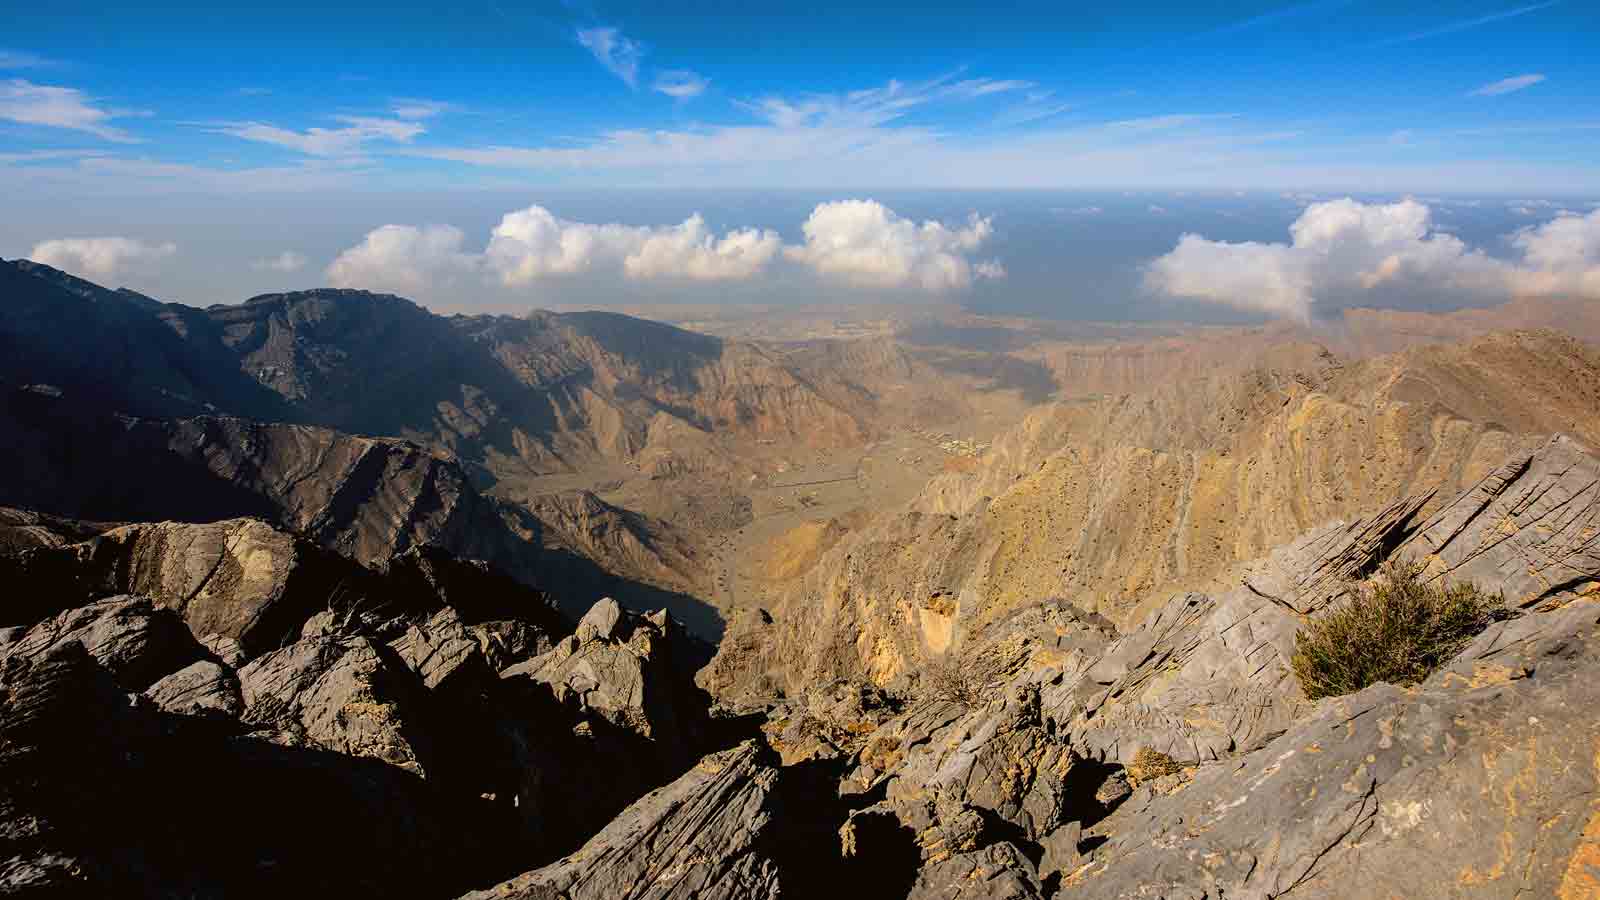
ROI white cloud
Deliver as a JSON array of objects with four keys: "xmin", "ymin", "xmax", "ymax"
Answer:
[
  {"xmin": 484, "ymin": 205, "xmax": 780, "ymax": 285},
  {"xmin": 1145, "ymin": 199, "xmax": 1509, "ymax": 321},
  {"xmin": 947, "ymin": 78, "xmax": 1034, "ymax": 98},
  {"xmin": 390, "ymin": 98, "xmax": 451, "ymax": 119},
  {"xmin": 27, "ymin": 236, "xmax": 176, "ymax": 282},
  {"xmin": 1469, "ymin": 73, "xmax": 1546, "ymax": 97},
  {"xmin": 324, "ymin": 200, "xmax": 1000, "ymax": 300},
  {"xmin": 1507, "ymin": 209, "xmax": 1600, "ymax": 297},
  {"xmin": 992, "ymin": 90, "xmax": 1075, "ymax": 128},
  {"xmin": 624, "ymin": 215, "xmax": 781, "ymax": 281},
  {"xmin": 783, "ymin": 199, "xmax": 1001, "ymax": 291},
  {"xmin": 577, "ymin": 27, "xmax": 643, "ymax": 89},
  {"xmin": 326, "ymin": 225, "xmax": 478, "ymax": 297},
  {"xmin": 215, "ymin": 115, "xmax": 424, "ymax": 156},
  {"xmin": 1146, "ymin": 197, "xmax": 1600, "ymax": 321},
  {"xmin": 327, "ymin": 205, "xmax": 786, "ymax": 298},
  {"xmin": 251, "ymin": 251, "xmax": 308, "ymax": 273},
  {"xmin": 653, "ymin": 70, "xmax": 708, "ymax": 100},
  {"xmin": 0, "ymin": 79, "xmax": 140, "ymax": 141}
]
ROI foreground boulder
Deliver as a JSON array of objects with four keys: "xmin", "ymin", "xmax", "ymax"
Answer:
[
  {"xmin": 239, "ymin": 634, "xmax": 437, "ymax": 777},
  {"xmin": 5, "ymin": 595, "xmax": 202, "ymax": 691},
  {"xmin": 463, "ymin": 741, "xmax": 785, "ymax": 900},
  {"xmin": 0, "ymin": 639, "xmax": 500, "ymax": 898},
  {"xmin": 1074, "ymin": 596, "xmax": 1600, "ymax": 898}
]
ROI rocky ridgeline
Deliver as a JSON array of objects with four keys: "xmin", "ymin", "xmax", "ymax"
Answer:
[
  {"xmin": 460, "ymin": 433, "xmax": 1600, "ymax": 899},
  {"xmin": 0, "ymin": 514, "xmax": 721, "ymax": 897}
]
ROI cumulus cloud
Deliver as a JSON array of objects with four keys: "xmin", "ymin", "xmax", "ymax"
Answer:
[
  {"xmin": 216, "ymin": 115, "xmax": 424, "ymax": 156},
  {"xmin": 653, "ymin": 70, "xmax": 708, "ymax": 100},
  {"xmin": 328, "ymin": 205, "xmax": 786, "ymax": 298},
  {"xmin": 577, "ymin": 27, "xmax": 643, "ymax": 89},
  {"xmin": 783, "ymin": 199, "xmax": 1002, "ymax": 291},
  {"xmin": 1145, "ymin": 198, "xmax": 1600, "ymax": 321},
  {"xmin": 1506, "ymin": 209, "xmax": 1600, "ymax": 298},
  {"xmin": 251, "ymin": 251, "xmax": 308, "ymax": 273},
  {"xmin": 484, "ymin": 205, "xmax": 781, "ymax": 285},
  {"xmin": 27, "ymin": 236, "xmax": 176, "ymax": 282},
  {"xmin": 1468, "ymin": 73, "xmax": 1546, "ymax": 97},
  {"xmin": 622, "ymin": 215, "xmax": 781, "ymax": 281},
  {"xmin": 326, "ymin": 225, "xmax": 478, "ymax": 296},
  {"xmin": 325, "ymin": 200, "xmax": 1000, "ymax": 301},
  {"xmin": 0, "ymin": 79, "xmax": 140, "ymax": 141}
]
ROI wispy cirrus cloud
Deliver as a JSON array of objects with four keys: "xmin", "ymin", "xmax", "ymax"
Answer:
[
  {"xmin": 251, "ymin": 251, "xmax": 308, "ymax": 272},
  {"xmin": 0, "ymin": 50, "xmax": 54, "ymax": 69},
  {"xmin": 992, "ymin": 90, "xmax": 1076, "ymax": 128},
  {"xmin": 577, "ymin": 27, "xmax": 644, "ymax": 88},
  {"xmin": 652, "ymin": 70, "xmax": 709, "ymax": 100},
  {"xmin": 1370, "ymin": 1, "xmax": 1560, "ymax": 47},
  {"xmin": 0, "ymin": 79, "xmax": 142, "ymax": 141},
  {"xmin": 1469, "ymin": 73, "xmax": 1546, "ymax": 97},
  {"xmin": 390, "ymin": 97, "xmax": 453, "ymax": 119},
  {"xmin": 213, "ymin": 115, "xmax": 425, "ymax": 156},
  {"xmin": 945, "ymin": 78, "xmax": 1034, "ymax": 99}
]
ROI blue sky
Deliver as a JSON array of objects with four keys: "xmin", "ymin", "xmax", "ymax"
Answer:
[
  {"xmin": 3, "ymin": 2, "xmax": 1598, "ymax": 318},
  {"xmin": 2, "ymin": 0, "xmax": 1595, "ymax": 192}
]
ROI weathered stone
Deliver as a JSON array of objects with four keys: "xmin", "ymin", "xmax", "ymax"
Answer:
[
  {"xmin": 388, "ymin": 607, "xmax": 490, "ymax": 692},
  {"xmin": 905, "ymin": 842, "xmax": 1044, "ymax": 900},
  {"xmin": 6, "ymin": 595, "xmax": 200, "ymax": 691},
  {"xmin": 144, "ymin": 659, "xmax": 242, "ymax": 719},
  {"xmin": 1396, "ymin": 433, "xmax": 1600, "ymax": 608},
  {"xmin": 575, "ymin": 596, "xmax": 623, "ymax": 643},
  {"xmin": 199, "ymin": 632, "xmax": 247, "ymax": 668},
  {"xmin": 1073, "ymin": 597, "xmax": 1600, "ymax": 899},
  {"xmin": 462, "ymin": 741, "xmax": 784, "ymax": 900},
  {"xmin": 238, "ymin": 635, "xmax": 434, "ymax": 777}
]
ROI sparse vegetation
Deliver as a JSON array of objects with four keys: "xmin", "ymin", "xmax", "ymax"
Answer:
[
  {"xmin": 922, "ymin": 654, "xmax": 992, "ymax": 707},
  {"xmin": 1125, "ymin": 747, "xmax": 1183, "ymax": 787},
  {"xmin": 1291, "ymin": 560, "xmax": 1509, "ymax": 700}
]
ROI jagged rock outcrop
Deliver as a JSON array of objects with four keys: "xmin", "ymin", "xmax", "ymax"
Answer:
[
  {"xmin": 506, "ymin": 598, "xmax": 710, "ymax": 751},
  {"xmin": 1396, "ymin": 432, "xmax": 1600, "ymax": 607},
  {"xmin": 463, "ymin": 741, "xmax": 786, "ymax": 900},
  {"xmin": 0, "ymin": 638, "xmax": 499, "ymax": 898},
  {"xmin": 144, "ymin": 659, "xmax": 243, "ymax": 719},
  {"xmin": 5, "ymin": 595, "xmax": 202, "ymax": 692},
  {"xmin": 238, "ymin": 635, "xmax": 438, "ymax": 777},
  {"xmin": 1074, "ymin": 596, "xmax": 1600, "ymax": 899}
]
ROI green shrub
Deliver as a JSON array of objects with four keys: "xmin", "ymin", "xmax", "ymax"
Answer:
[{"xmin": 1291, "ymin": 560, "xmax": 1508, "ymax": 700}]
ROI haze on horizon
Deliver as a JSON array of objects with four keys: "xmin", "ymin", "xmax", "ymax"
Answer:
[{"xmin": 3, "ymin": 0, "xmax": 1598, "ymax": 321}]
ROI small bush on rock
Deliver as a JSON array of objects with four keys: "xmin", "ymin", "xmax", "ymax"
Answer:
[
  {"xmin": 922, "ymin": 654, "xmax": 991, "ymax": 707},
  {"xmin": 1292, "ymin": 560, "xmax": 1508, "ymax": 700},
  {"xmin": 1126, "ymin": 747, "xmax": 1183, "ymax": 787}
]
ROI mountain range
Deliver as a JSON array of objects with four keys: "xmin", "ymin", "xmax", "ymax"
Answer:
[{"xmin": 4, "ymin": 255, "xmax": 1600, "ymax": 898}]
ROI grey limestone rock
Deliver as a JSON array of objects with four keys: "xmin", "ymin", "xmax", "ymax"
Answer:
[
  {"xmin": 144, "ymin": 659, "xmax": 243, "ymax": 719},
  {"xmin": 462, "ymin": 741, "xmax": 784, "ymax": 900},
  {"xmin": 6, "ymin": 594, "xmax": 200, "ymax": 691}
]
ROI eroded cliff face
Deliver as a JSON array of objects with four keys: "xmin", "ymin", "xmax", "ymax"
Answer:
[{"xmin": 705, "ymin": 329, "xmax": 1600, "ymax": 699}]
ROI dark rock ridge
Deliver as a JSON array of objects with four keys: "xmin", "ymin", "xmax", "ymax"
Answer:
[
  {"xmin": 0, "ymin": 501, "xmax": 727, "ymax": 896},
  {"xmin": 0, "ymin": 389, "xmax": 720, "ymax": 628},
  {"xmin": 0, "ymin": 259, "xmax": 903, "ymax": 475}
]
